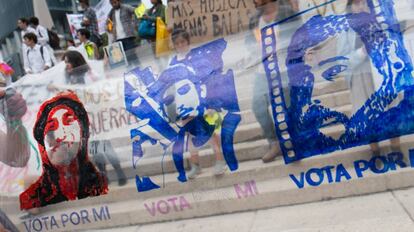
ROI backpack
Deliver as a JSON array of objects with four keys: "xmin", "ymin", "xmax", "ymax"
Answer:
[
  {"xmin": 27, "ymin": 46, "xmax": 55, "ymax": 67},
  {"xmin": 47, "ymin": 30, "xmax": 60, "ymax": 50}
]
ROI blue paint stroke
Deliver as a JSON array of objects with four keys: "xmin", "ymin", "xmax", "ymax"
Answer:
[
  {"xmin": 136, "ymin": 176, "xmax": 160, "ymax": 192},
  {"xmin": 124, "ymin": 39, "xmax": 241, "ymax": 191},
  {"xmin": 262, "ymin": 0, "xmax": 414, "ymax": 164}
]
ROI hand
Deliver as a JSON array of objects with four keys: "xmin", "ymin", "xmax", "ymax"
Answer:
[
  {"xmin": 82, "ymin": 18, "xmax": 90, "ymax": 27},
  {"xmin": 1, "ymin": 90, "xmax": 27, "ymax": 120}
]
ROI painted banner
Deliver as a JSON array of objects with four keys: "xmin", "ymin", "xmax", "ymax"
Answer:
[{"xmin": 2, "ymin": 1, "xmax": 414, "ymax": 230}]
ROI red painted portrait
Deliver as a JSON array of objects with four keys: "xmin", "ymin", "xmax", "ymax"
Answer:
[{"xmin": 20, "ymin": 92, "xmax": 108, "ymax": 210}]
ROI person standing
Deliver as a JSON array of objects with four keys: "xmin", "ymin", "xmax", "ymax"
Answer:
[
  {"xmin": 142, "ymin": 0, "xmax": 166, "ymax": 53},
  {"xmin": 18, "ymin": 18, "xmax": 37, "ymax": 71},
  {"xmin": 108, "ymin": 0, "xmax": 139, "ymax": 66},
  {"xmin": 142, "ymin": 0, "xmax": 166, "ymax": 34},
  {"xmin": 77, "ymin": 28, "xmax": 99, "ymax": 60},
  {"xmin": 79, "ymin": 0, "xmax": 102, "ymax": 46},
  {"xmin": 248, "ymin": 0, "xmax": 298, "ymax": 163},
  {"xmin": 22, "ymin": 33, "xmax": 52, "ymax": 74},
  {"xmin": 28, "ymin": 17, "xmax": 57, "ymax": 65}
]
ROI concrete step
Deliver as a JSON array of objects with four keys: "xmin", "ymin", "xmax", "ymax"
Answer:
[
  {"xmin": 235, "ymin": 77, "xmax": 348, "ymax": 102},
  {"xmin": 14, "ymin": 129, "xmax": 404, "ymax": 217},
  {"xmin": 87, "ymin": 134, "xmax": 414, "ymax": 205},
  {"xmin": 110, "ymin": 103, "xmax": 353, "ymax": 164},
  {"xmin": 108, "ymin": 117, "xmax": 351, "ymax": 179},
  {"xmin": 109, "ymin": 103, "xmax": 353, "ymax": 154},
  {"xmin": 5, "ymin": 131, "xmax": 413, "ymax": 216},
  {"xmin": 14, "ymin": 157, "xmax": 414, "ymax": 231},
  {"xmin": 0, "ymin": 119, "xmax": 356, "ymax": 209}
]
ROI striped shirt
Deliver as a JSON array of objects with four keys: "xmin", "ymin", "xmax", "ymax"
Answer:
[{"xmin": 84, "ymin": 7, "xmax": 99, "ymax": 37}]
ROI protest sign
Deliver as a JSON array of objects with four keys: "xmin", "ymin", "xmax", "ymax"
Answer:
[
  {"xmin": 104, "ymin": 42, "xmax": 128, "ymax": 69},
  {"xmin": 94, "ymin": 0, "xmax": 113, "ymax": 35},
  {"xmin": 167, "ymin": 0, "xmax": 256, "ymax": 44},
  {"xmin": 67, "ymin": 14, "xmax": 84, "ymax": 42}
]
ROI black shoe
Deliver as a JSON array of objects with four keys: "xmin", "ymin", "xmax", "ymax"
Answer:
[{"xmin": 118, "ymin": 177, "xmax": 127, "ymax": 186}]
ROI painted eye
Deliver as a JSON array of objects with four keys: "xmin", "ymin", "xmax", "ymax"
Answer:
[
  {"xmin": 62, "ymin": 112, "xmax": 75, "ymax": 126},
  {"xmin": 177, "ymin": 84, "xmax": 191, "ymax": 95},
  {"xmin": 163, "ymin": 95, "xmax": 174, "ymax": 106},
  {"xmin": 46, "ymin": 118, "xmax": 59, "ymax": 132},
  {"xmin": 322, "ymin": 65, "xmax": 348, "ymax": 81}
]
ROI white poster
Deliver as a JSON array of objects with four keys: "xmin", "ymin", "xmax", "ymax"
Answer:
[
  {"xmin": 94, "ymin": 0, "xmax": 113, "ymax": 35},
  {"xmin": 66, "ymin": 13, "xmax": 84, "ymax": 42}
]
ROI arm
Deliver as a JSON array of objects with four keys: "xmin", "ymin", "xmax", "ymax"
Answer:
[
  {"xmin": 82, "ymin": 9, "xmax": 92, "ymax": 27},
  {"xmin": 126, "ymin": 5, "xmax": 138, "ymax": 28},
  {"xmin": 38, "ymin": 26, "xmax": 49, "ymax": 46},
  {"xmin": 107, "ymin": 10, "xmax": 114, "ymax": 35},
  {"xmin": 23, "ymin": 49, "xmax": 32, "ymax": 74},
  {"xmin": 83, "ymin": 9, "xmax": 97, "ymax": 28},
  {"xmin": 144, "ymin": 5, "xmax": 165, "ymax": 22},
  {"xmin": 0, "ymin": 90, "xmax": 30, "ymax": 167},
  {"xmin": 42, "ymin": 46, "xmax": 52, "ymax": 69}
]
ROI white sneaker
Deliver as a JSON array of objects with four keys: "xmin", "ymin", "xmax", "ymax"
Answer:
[
  {"xmin": 213, "ymin": 161, "xmax": 227, "ymax": 176},
  {"xmin": 187, "ymin": 164, "xmax": 202, "ymax": 179}
]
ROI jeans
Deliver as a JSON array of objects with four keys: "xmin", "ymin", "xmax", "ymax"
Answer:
[
  {"xmin": 116, "ymin": 37, "xmax": 139, "ymax": 66},
  {"xmin": 252, "ymin": 73, "xmax": 278, "ymax": 144},
  {"xmin": 90, "ymin": 140, "xmax": 126, "ymax": 181}
]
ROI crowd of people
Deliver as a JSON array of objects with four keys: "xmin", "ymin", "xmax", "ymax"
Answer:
[{"xmin": 17, "ymin": 0, "xmax": 167, "ymax": 76}]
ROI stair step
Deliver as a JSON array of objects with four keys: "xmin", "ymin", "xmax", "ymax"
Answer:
[
  {"xmin": 7, "ymin": 133, "xmax": 412, "ymax": 216},
  {"xmin": 109, "ymin": 104, "xmax": 353, "ymax": 155},
  {"xmin": 14, "ymin": 165, "xmax": 414, "ymax": 232}
]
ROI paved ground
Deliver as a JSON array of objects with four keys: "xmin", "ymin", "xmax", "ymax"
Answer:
[{"xmin": 88, "ymin": 187, "xmax": 414, "ymax": 232}]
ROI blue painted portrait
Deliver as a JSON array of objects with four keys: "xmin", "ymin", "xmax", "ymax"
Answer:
[
  {"xmin": 124, "ymin": 39, "xmax": 241, "ymax": 192},
  {"xmin": 262, "ymin": 0, "xmax": 414, "ymax": 164}
]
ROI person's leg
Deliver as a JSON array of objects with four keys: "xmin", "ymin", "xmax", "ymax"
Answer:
[
  {"xmin": 91, "ymin": 141, "xmax": 108, "ymax": 181},
  {"xmin": 252, "ymin": 73, "xmax": 280, "ymax": 162},
  {"xmin": 211, "ymin": 133, "xmax": 227, "ymax": 175},
  {"xmin": 390, "ymin": 137, "xmax": 401, "ymax": 152},
  {"xmin": 370, "ymin": 143, "xmax": 381, "ymax": 156},
  {"xmin": 187, "ymin": 135, "xmax": 202, "ymax": 179},
  {"xmin": 102, "ymin": 140, "xmax": 127, "ymax": 186},
  {"xmin": 118, "ymin": 37, "xmax": 139, "ymax": 67}
]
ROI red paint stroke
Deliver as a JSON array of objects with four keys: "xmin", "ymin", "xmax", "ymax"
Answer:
[{"xmin": 19, "ymin": 91, "xmax": 108, "ymax": 210}]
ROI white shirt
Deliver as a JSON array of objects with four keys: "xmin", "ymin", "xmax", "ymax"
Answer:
[
  {"xmin": 115, "ymin": 9, "xmax": 127, "ymax": 40},
  {"xmin": 34, "ymin": 25, "xmax": 49, "ymax": 46},
  {"xmin": 21, "ymin": 27, "xmax": 37, "ymax": 40},
  {"xmin": 23, "ymin": 44, "xmax": 52, "ymax": 74}
]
